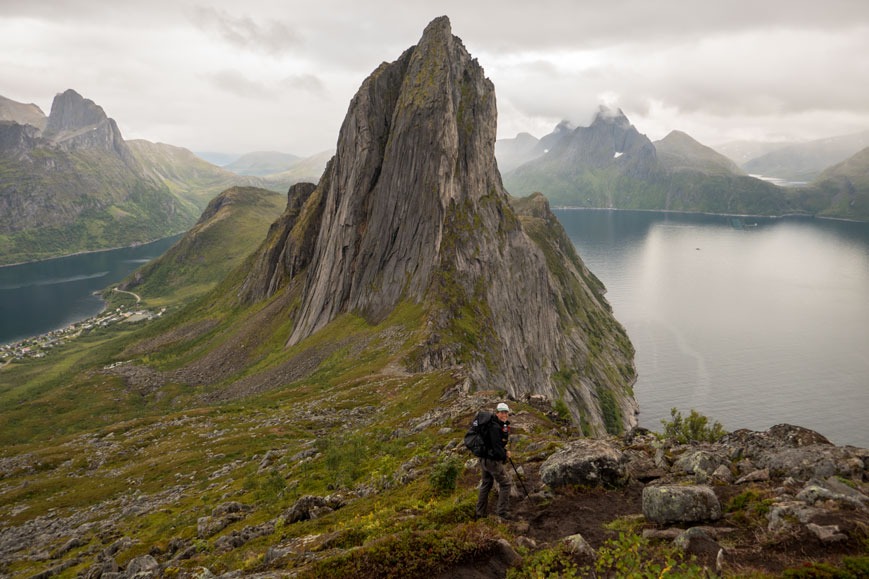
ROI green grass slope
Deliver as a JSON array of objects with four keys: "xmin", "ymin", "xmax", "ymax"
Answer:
[
  {"xmin": 116, "ymin": 186, "xmax": 287, "ymax": 306},
  {"xmin": 127, "ymin": 140, "xmax": 280, "ymax": 210},
  {"xmin": 799, "ymin": 146, "xmax": 869, "ymax": 221},
  {"xmin": 0, "ymin": 147, "xmax": 201, "ymax": 265}
]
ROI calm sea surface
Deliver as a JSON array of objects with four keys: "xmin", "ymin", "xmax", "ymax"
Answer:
[
  {"xmin": 555, "ymin": 210, "xmax": 869, "ymax": 448},
  {"xmin": 0, "ymin": 235, "xmax": 182, "ymax": 346}
]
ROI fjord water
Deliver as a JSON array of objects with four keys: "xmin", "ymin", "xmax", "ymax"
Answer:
[
  {"xmin": 0, "ymin": 235, "xmax": 182, "ymax": 345},
  {"xmin": 556, "ymin": 210, "xmax": 869, "ymax": 448}
]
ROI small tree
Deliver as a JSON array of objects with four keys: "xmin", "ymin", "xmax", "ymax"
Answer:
[{"xmin": 660, "ymin": 408, "xmax": 726, "ymax": 443}]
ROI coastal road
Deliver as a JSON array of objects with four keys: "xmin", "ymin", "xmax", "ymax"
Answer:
[{"xmin": 113, "ymin": 287, "xmax": 141, "ymax": 304}]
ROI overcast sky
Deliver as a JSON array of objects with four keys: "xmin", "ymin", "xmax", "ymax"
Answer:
[{"xmin": 2, "ymin": 0, "xmax": 868, "ymax": 157}]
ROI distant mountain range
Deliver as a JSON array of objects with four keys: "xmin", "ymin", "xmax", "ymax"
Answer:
[
  {"xmin": 737, "ymin": 130, "xmax": 869, "ymax": 183},
  {"xmin": 0, "ymin": 91, "xmax": 332, "ymax": 265},
  {"xmin": 222, "ymin": 151, "xmax": 302, "ymax": 176},
  {"xmin": 498, "ymin": 108, "xmax": 869, "ymax": 221}
]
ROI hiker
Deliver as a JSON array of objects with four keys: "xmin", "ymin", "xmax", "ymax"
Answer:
[{"xmin": 475, "ymin": 402, "xmax": 513, "ymax": 520}]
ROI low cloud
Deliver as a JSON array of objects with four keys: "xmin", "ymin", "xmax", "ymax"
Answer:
[{"xmin": 191, "ymin": 6, "xmax": 300, "ymax": 56}]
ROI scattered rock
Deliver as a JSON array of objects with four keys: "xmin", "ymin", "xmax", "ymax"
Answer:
[
  {"xmin": 642, "ymin": 485, "xmax": 722, "ymax": 524},
  {"xmin": 735, "ymin": 468, "xmax": 770, "ymax": 484},
  {"xmin": 806, "ymin": 523, "xmax": 848, "ymax": 543},
  {"xmin": 562, "ymin": 533, "xmax": 596, "ymax": 560},
  {"xmin": 673, "ymin": 527, "xmax": 722, "ymax": 559},
  {"xmin": 494, "ymin": 538, "xmax": 523, "ymax": 567},
  {"xmin": 125, "ymin": 554, "xmax": 159, "ymax": 578}
]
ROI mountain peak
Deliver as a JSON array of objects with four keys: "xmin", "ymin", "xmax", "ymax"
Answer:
[
  {"xmin": 44, "ymin": 89, "xmax": 109, "ymax": 136},
  {"xmin": 591, "ymin": 104, "xmax": 629, "ymax": 127},
  {"xmin": 240, "ymin": 17, "xmax": 637, "ymax": 432}
]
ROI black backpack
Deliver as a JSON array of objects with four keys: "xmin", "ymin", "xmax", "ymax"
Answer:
[{"xmin": 464, "ymin": 410, "xmax": 493, "ymax": 458}]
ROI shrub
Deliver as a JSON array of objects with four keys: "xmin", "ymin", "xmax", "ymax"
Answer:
[
  {"xmin": 660, "ymin": 408, "xmax": 726, "ymax": 444},
  {"xmin": 429, "ymin": 457, "xmax": 463, "ymax": 496},
  {"xmin": 553, "ymin": 399, "xmax": 571, "ymax": 423}
]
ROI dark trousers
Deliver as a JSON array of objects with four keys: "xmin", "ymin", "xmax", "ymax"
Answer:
[{"xmin": 476, "ymin": 458, "xmax": 511, "ymax": 518}]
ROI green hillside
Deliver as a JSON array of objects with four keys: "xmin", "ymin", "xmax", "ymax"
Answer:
[
  {"xmin": 116, "ymin": 186, "xmax": 287, "ymax": 305},
  {"xmin": 128, "ymin": 140, "xmax": 279, "ymax": 210},
  {"xmin": 795, "ymin": 147, "xmax": 869, "ymax": 221},
  {"xmin": 0, "ymin": 146, "xmax": 201, "ymax": 265}
]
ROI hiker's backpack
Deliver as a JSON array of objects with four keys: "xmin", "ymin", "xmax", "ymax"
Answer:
[{"xmin": 464, "ymin": 410, "xmax": 494, "ymax": 458}]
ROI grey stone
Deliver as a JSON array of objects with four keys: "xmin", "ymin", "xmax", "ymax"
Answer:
[
  {"xmin": 494, "ymin": 538, "xmax": 523, "ymax": 567},
  {"xmin": 642, "ymin": 485, "xmax": 722, "ymax": 524},
  {"xmin": 124, "ymin": 554, "xmax": 159, "ymax": 578},
  {"xmin": 712, "ymin": 465, "xmax": 734, "ymax": 483},
  {"xmin": 806, "ymin": 523, "xmax": 848, "ymax": 543},
  {"xmin": 540, "ymin": 439, "xmax": 629, "ymax": 489},
  {"xmin": 736, "ymin": 468, "xmax": 770, "ymax": 484},
  {"xmin": 562, "ymin": 533, "xmax": 596, "ymax": 559},
  {"xmin": 673, "ymin": 527, "xmax": 722, "ymax": 559}
]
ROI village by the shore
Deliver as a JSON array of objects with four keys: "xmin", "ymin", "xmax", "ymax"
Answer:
[{"xmin": 0, "ymin": 304, "xmax": 165, "ymax": 366}]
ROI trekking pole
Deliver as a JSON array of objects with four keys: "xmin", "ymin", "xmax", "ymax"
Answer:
[{"xmin": 508, "ymin": 456, "xmax": 530, "ymax": 499}]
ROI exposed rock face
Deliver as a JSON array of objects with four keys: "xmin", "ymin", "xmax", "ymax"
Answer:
[
  {"xmin": 43, "ymin": 89, "xmax": 140, "ymax": 170},
  {"xmin": 239, "ymin": 181, "xmax": 322, "ymax": 302},
  {"xmin": 238, "ymin": 16, "xmax": 637, "ymax": 434}
]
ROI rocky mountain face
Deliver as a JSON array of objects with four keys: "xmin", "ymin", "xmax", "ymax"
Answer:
[
  {"xmin": 0, "ymin": 90, "xmax": 212, "ymax": 264},
  {"xmin": 237, "ymin": 17, "xmax": 637, "ymax": 433}
]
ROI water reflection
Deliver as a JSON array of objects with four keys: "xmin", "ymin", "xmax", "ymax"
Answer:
[{"xmin": 556, "ymin": 209, "xmax": 869, "ymax": 447}]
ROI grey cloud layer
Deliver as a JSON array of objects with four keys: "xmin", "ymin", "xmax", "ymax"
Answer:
[{"xmin": 1, "ymin": 0, "xmax": 867, "ymax": 152}]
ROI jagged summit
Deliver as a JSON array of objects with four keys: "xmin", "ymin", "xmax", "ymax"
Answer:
[
  {"xmin": 591, "ymin": 104, "xmax": 630, "ymax": 128},
  {"xmin": 42, "ymin": 88, "xmax": 139, "ymax": 169},
  {"xmin": 240, "ymin": 16, "xmax": 638, "ymax": 433},
  {"xmin": 44, "ymin": 89, "xmax": 109, "ymax": 135}
]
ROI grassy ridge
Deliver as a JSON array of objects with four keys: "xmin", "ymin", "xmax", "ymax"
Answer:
[{"xmin": 118, "ymin": 186, "xmax": 287, "ymax": 306}]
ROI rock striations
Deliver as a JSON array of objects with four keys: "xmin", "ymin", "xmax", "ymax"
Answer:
[{"xmin": 240, "ymin": 17, "xmax": 637, "ymax": 434}]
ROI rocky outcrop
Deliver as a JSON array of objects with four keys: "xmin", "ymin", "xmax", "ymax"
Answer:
[
  {"xmin": 238, "ymin": 181, "xmax": 322, "ymax": 302},
  {"xmin": 237, "ymin": 16, "xmax": 637, "ymax": 434}
]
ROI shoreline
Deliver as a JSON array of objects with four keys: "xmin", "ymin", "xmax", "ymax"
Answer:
[
  {"xmin": 0, "ymin": 231, "xmax": 186, "ymax": 269},
  {"xmin": 550, "ymin": 206, "xmax": 867, "ymax": 224}
]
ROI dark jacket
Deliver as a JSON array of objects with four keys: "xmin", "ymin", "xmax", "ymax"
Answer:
[{"xmin": 485, "ymin": 415, "xmax": 510, "ymax": 462}]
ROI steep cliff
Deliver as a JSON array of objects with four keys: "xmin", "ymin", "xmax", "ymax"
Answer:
[{"xmin": 240, "ymin": 17, "xmax": 637, "ymax": 433}]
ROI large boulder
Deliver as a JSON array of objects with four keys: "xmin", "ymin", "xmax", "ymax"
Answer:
[
  {"xmin": 719, "ymin": 424, "xmax": 866, "ymax": 481},
  {"xmin": 642, "ymin": 485, "xmax": 722, "ymax": 524},
  {"xmin": 541, "ymin": 439, "xmax": 628, "ymax": 489}
]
